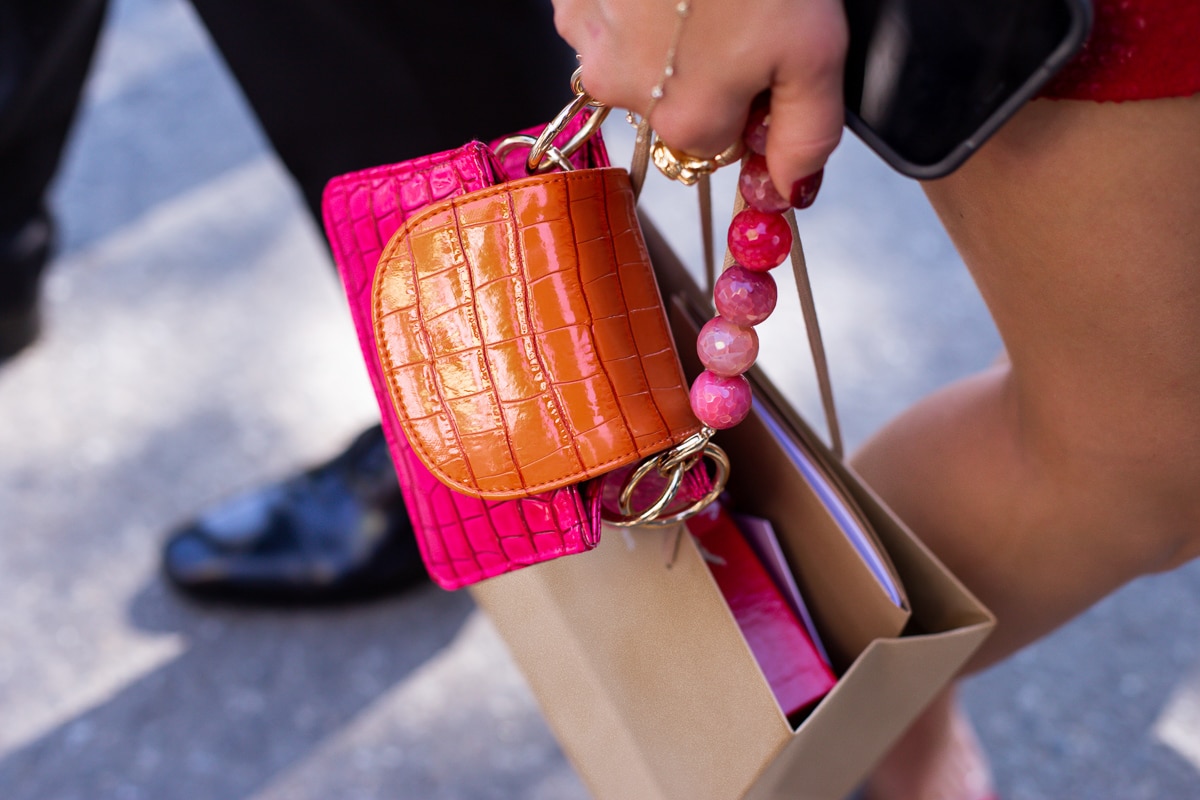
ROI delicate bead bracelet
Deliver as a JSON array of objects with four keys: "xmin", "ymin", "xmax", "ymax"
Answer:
[{"xmin": 637, "ymin": 1, "xmax": 692, "ymax": 143}]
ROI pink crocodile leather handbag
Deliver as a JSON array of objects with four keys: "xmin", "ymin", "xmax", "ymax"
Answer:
[{"xmin": 320, "ymin": 121, "xmax": 611, "ymax": 590}]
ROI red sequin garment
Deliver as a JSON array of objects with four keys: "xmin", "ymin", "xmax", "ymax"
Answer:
[{"xmin": 1040, "ymin": 0, "xmax": 1200, "ymax": 101}]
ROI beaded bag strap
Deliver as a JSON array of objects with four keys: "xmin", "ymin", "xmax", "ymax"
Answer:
[{"xmin": 676, "ymin": 152, "xmax": 845, "ymax": 459}]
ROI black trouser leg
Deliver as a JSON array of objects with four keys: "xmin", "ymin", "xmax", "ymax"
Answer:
[
  {"xmin": 163, "ymin": 0, "xmax": 579, "ymax": 596},
  {"xmin": 0, "ymin": 0, "xmax": 108, "ymax": 352},
  {"xmin": 186, "ymin": 0, "xmax": 577, "ymax": 219}
]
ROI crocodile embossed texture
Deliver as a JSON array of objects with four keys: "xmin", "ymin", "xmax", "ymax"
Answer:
[
  {"xmin": 374, "ymin": 167, "xmax": 701, "ymax": 501},
  {"xmin": 320, "ymin": 124, "xmax": 607, "ymax": 590}
]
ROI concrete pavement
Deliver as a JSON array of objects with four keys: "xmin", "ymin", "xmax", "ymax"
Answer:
[{"xmin": 2, "ymin": 0, "xmax": 1199, "ymax": 797}]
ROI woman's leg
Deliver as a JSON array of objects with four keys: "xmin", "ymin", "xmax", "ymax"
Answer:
[
  {"xmin": 858, "ymin": 93, "xmax": 1200, "ymax": 798},
  {"xmin": 0, "ymin": 0, "xmax": 109, "ymax": 358},
  {"xmin": 187, "ymin": 0, "xmax": 576, "ymax": 217}
]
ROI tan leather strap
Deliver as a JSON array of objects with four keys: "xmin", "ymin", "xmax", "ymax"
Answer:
[
  {"xmin": 698, "ymin": 174, "xmax": 717, "ymax": 290},
  {"xmin": 630, "ymin": 117, "xmax": 654, "ymax": 200},
  {"xmin": 633, "ymin": 124, "xmax": 715, "ymax": 297}
]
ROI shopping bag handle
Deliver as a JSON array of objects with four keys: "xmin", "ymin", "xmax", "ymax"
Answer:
[{"xmin": 782, "ymin": 205, "xmax": 844, "ymax": 459}]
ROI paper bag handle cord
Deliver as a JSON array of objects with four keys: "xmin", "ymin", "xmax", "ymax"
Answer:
[{"xmin": 783, "ymin": 207, "xmax": 844, "ymax": 458}]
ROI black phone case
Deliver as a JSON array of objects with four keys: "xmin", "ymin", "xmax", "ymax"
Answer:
[{"xmin": 843, "ymin": 0, "xmax": 1094, "ymax": 179}]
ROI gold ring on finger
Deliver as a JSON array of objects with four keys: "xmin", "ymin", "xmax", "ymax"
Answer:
[{"xmin": 650, "ymin": 137, "xmax": 745, "ymax": 185}]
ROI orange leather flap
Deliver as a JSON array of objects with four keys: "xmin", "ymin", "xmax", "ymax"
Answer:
[{"xmin": 372, "ymin": 168, "xmax": 699, "ymax": 500}]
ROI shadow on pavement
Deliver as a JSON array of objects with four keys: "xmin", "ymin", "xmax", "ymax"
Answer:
[{"xmin": 0, "ymin": 579, "xmax": 474, "ymax": 800}]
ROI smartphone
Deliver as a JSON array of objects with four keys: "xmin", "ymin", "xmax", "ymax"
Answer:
[{"xmin": 842, "ymin": 0, "xmax": 1093, "ymax": 179}]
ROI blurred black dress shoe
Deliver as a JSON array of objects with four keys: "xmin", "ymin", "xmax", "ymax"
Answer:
[
  {"xmin": 163, "ymin": 425, "xmax": 428, "ymax": 604},
  {"xmin": 0, "ymin": 210, "xmax": 51, "ymax": 362}
]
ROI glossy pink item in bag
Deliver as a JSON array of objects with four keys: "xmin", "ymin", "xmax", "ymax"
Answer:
[{"xmin": 320, "ymin": 123, "xmax": 609, "ymax": 590}]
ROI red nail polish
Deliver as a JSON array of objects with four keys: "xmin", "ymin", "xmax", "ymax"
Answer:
[{"xmin": 790, "ymin": 169, "xmax": 824, "ymax": 209}]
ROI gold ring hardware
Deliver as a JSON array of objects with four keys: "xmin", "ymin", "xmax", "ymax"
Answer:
[
  {"xmin": 651, "ymin": 138, "xmax": 745, "ymax": 185},
  {"xmin": 494, "ymin": 67, "xmax": 610, "ymax": 175},
  {"xmin": 605, "ymin": 429, "xmax": 730, "ymax": 528},
  {"xmin": 493, "ymin": 134, "xmax": 574, "ymax": 173}
]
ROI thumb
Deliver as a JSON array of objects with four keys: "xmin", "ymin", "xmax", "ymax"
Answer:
[{"xmin": 762, "ymin": 50, "xmax": 846, "ymax": 208}]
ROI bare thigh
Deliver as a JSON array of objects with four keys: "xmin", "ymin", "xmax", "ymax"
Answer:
[
  {"xmin": 928, "ymin": 95, "xmax": 1200, "ymax": 465},
  {"xmin": 853, "ymin": 95, "xmax": 1200, "ymax": 668}
]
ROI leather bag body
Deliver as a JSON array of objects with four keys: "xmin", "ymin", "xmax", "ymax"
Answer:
[{"xmin": 320, "ymin": 124, "xmax": 610, "ymax": 590}]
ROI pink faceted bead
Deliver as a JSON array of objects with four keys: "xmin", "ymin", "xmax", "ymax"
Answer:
[
  {"xmin": 714, "ymin": 265, "xmax": 778, "ymax": 326},
  {"xmin": 728, "ymin": 208, "xmax": 791, "ymax": 272},
  {"xmin": 743, "ymin": 96, "xmax": 770, "ymax": 155},
  {"xmin": 690, "ymin": 371, "xmax": 753, "ymax": 430},
  {"xmin": 697, "ymin": 316, "xmax": 759, "ymax": 377},
  {"xmin": 738, "ymin": 153, "xmax": 789, "ymax": 213}
]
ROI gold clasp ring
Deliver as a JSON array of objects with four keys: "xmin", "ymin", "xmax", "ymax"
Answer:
[
  {"xmin": 494, "ymin": 67, "xmax": 610, "ymax": 174},
  {"xmin": 605, "ymin": 428, "xmax": 729, "ymax": 528}
]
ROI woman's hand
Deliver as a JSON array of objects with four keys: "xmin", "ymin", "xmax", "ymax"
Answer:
[{"xmin": 552, "ymin": 0, "xmax": 847, "ymax": 204}]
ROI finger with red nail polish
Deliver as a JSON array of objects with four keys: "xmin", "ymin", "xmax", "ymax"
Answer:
[{"xmin": 790, "ymin": 169, "xmax": 824, "ymax": 209}]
